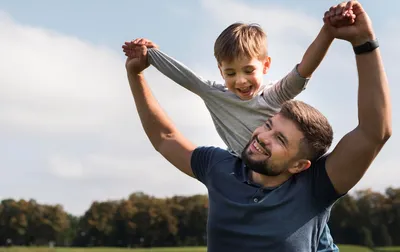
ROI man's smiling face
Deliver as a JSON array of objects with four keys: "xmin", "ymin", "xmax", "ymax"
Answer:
[{"xmin": 241, "ymin": 113, "xmax": 306, "ymax": 177}]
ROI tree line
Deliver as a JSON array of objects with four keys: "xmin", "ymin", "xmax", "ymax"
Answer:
[{"xmin": 0, "ymin": 188, "xmax": 399, "ymax": 248}]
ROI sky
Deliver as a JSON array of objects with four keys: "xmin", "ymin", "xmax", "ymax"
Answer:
[{"xmin": 1, "ymin": 0, "xmax": 399, "ymax": 216}]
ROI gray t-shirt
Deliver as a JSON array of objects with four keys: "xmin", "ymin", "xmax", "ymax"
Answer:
[
  {"xmin": 191, "ymin": 146, "xmax": 343, "ymax": 252},
  {"xmin": 148, "ymin": 48, "xmax": 309, "ymax": 156}
]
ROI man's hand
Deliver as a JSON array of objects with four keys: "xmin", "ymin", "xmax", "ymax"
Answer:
[
  {"xmin": 325, "ymin": 2, "xmax": 356, "ymax": 29},
  {"xmin": 130, "ymin": 38, "xmax": 159, "ymax": 49},
  {"xmin": 122, "ymin": 38, "xmax": 158, "ymax": 75},
  {"xmin": 323, "ymin": 1, "xmax": 375, "ymax": 46}
]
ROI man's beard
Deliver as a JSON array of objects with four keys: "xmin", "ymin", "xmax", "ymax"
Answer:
[{"xmin": 241, "ymin": 136, "xmax": 284, "ymax": 177}]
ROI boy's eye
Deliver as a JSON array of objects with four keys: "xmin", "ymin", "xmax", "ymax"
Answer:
[
  {"xmin": 226, "ymin": 72, "xmax": 235, "ymax": 76},
  {"xmin": 245, "ymin": 69, "xmax": 255, "ymax": 74}
]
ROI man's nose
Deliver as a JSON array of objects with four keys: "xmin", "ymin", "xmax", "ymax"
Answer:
[{"xmin": 256, "ymin": 132, "xmax": 272, "ymax": 148}]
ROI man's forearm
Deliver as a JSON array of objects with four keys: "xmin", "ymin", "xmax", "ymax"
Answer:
[
  {"xmin": 297, "ymin": 25, "xmax": 334, "ymax": 78},
  {"xmin": 128, "ymin": 73, "xmax": 178, "ymax": 150},
  {"xmin": 356, "ymin": 46, "xmax": 392, "ymax": 142}
]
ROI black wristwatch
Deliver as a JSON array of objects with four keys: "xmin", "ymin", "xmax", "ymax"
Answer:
[{"xmin": 353, "ymin": 39, "xmax": 379, "ymax": 55}]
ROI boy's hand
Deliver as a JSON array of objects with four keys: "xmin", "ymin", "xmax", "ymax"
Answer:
[
  {"xmin": 123, "ymin": 40, "xmax": 150, "ymax": 75},
  {"xmin": 127, "ymin": 38, "xmax": 159, "ymax": 49},
  {"xmin": 323, "ymin": 1, "xmax": 375, "ymax": 46},
  {"xmin": 325, "ymin": 2, "xmax": 356, "ymax": 28},
  {"xmin": 122, "ymin": 38, "xmax": 159, "ymax": 75}
]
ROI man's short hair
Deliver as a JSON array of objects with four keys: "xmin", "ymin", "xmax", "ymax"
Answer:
[
  {"xmin": 279, "ymin": 100, "xmax": 334, "ymax": 161},
  {"xmin": 214, "ymin": 22, "xmax": 268, "ymax": 64}
]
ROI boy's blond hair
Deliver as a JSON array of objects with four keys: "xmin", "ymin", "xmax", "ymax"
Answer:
[{"xmin": 214, "ymin": 22, "xmax": 268, "ymax": 64}]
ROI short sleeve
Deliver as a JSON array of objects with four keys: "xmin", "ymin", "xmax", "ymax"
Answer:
[
  {"xmin": 308, "ymin": 154, "xmax": 346, "ymax": 207},
  {"xmin": 190, "ymin": 146, "xmax": 230, "ymax": 185}
]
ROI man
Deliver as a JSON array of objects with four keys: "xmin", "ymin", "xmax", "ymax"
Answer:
[{"xmin": 123, "ymin": 1, "xmax": 391, "ymax": 251}]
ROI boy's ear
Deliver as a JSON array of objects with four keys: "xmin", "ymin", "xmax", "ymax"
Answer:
[{"xmin": 263, "ymin": 56, "xmax": 271, "ymax": 74}]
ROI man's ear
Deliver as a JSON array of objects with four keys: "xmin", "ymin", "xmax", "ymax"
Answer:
[
  {"xmin": 288, "ymin": 159, "xmax": 311, "ymax": 174},
  {"xmin": 263, "ymin": 56, "xmax": 271, "ymax": 74}
]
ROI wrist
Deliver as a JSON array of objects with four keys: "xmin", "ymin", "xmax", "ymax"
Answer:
[
  {"xmin": 128, "ymin": 72, "xmax": 145, "ymax": 82},
  {"xmin": 350, "ymin": 33, "xmax": 376, "ymax": 47},
  {"xmin": 321, "ymin": 24, "xmax": 335, "ymax": 41}
]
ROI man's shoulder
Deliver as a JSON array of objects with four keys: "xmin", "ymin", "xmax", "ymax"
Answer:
[
  {"xmin": 193, "ymin": 146, "xmax": 236, "ymax": 161},
  {"xmin": 190, "ymin": 146, "xmax": 239, "ymax": 184},
  {"xmin": 191, "ymin": 146, "xmax": 239, "ymax": 169},
  {"xmin": 298, "ymin": 153, "xmax": 330, "ymax": 180}
]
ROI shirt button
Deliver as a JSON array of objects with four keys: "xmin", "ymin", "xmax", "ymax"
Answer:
[{"xmin": 253, "ymin": 198, "xmax": 259, "ymax": 203}]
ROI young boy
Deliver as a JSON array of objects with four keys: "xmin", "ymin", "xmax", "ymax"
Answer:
[{"xmin": 123, "ymin": 16, "xmax": 353, "ymax": 158}]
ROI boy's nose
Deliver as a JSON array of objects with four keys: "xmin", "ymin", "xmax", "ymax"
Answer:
[{"xmin": 235, "ymin": 75, "xmax": 247, "ymax": 86}]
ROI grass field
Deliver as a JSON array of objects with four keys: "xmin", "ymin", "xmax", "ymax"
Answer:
[{"xmin": 1, "ymin": 246, "xmax": 399, "ymax": 252}]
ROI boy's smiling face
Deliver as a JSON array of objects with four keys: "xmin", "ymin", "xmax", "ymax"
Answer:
[{"xmin": 218, "ymin": 56, "xmax": 271, "ymax": 100}]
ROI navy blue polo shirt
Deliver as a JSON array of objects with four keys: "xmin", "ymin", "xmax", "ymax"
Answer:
[{"xmin": 191, "ymin": 146, "xmax": 343, "ymax": 252}]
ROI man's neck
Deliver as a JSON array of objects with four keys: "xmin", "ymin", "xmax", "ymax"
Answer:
[{"xmin": 250, "ymin": 170, "xmax": 292, "ymax": 188}]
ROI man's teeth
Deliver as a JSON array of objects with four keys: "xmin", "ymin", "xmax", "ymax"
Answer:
[{"xmin": 253, "ymin": 141, "xmax": 265, "ymax": 154}]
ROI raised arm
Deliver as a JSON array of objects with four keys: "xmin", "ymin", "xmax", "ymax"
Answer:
[
  {"xmin": 263, "ymin": 7, "xmax": 354, "ymax": 107},
  {"xmin": 297, "ymin": 3, "xmax": 356, "ymax": 78},
  {"xmin": 324, "ymin": 1, "xmax": 392, "ymax": 195},
  {"xmin": 123, "ymin": 41, "xmax": 196, "ymax": 178},
  {"xmin": 125, "ymin": 38, "xmax": 217, "ymax": 96}
]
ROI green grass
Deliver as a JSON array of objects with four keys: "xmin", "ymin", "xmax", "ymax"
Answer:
[
  {"xmin": 1, "ymin": 246, "xmax": 400, "ymax": 252},
  {"xmin": 376, "ymin": 248, "xmax": 400, "ymax": 251},
  {"xmin": 338, "ymin": 245, "xmax": 373, "ymax": 252}
]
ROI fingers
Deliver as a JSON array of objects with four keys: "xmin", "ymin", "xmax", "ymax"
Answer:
[
  {"xmin": 146, "ymin": 41, "xmax": 158, "ymax": 49},
  {"xmin": 325, "ymin": 1, "xmax": 358, "ymax": 28},
  {"xmin": 327, "ymin": 2, "xmax": 347, "ymax": 18},
  {"xmin": 122, "ymin": 43, "xmax": 148, "ymax": 62},
  {"xmin": 139, "ymin": 45, "xmax": 147, "ymax": 57},
  {"xmin": 348, "ymin": 0, "xmax": 364, "ymax": 15},
  {"xmin": 132, "ymin": 38, "xmax": 157, "ymax": 48},
  {"xmin": 323, "ymin": 11, "xmax": 332, "ymax": 25},
  {"xmin": 330, "ymin": 14, "xmax": 355, "ymax": 28},
  {"xmin": 121, "ymin": 38, "xmax": 158, "ymax": 59}
]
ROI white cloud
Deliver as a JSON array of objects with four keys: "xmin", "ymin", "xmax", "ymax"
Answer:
[
  {"xmin": 0, "ymin": 9, "xmax": 221, "ymax": 215},
  {"xmin": 0, "ymin": 14, "xmax": 125, "ymax": 133}
]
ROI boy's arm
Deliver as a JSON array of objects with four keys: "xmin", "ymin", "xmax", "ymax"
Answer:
[
  {"xmin": 263, "ymin": 14, "xmax": 353, "ymax": 107},
  {"xmin": 298, "ymin": 3, "xmax": 356, "ymax": 78},
  {"xmin": 147, "ymin": 47, "xmax": 217, "ymax": 96},
  {"xmin": 262, "ymin": 25, "xmax": 333, "ymax": 107},
  {"xmin": 296, "ymin": 24, "xmax": 334, "ymax": 79}
]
